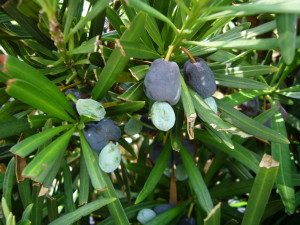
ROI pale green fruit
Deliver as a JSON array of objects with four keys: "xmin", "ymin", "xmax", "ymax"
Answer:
[
  {"xmin": 98, "ymin": 143, "xmax": 121, "ymax": 173},
  {"xmin": 76, "ymin": 98, "xmax": 106, "ymax": 121},
  {"xmin": 204, "ymin": 96, "xmax": 218, "ymax": 113},
  {"xmin": 150, "ymin": 102, "xmax": 175, "ymax": 131},
  {"xmin": 137, "ymin": 208, "xmax": 156, "ymax": 224}
]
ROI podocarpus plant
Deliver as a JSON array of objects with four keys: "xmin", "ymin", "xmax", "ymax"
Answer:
[{"xmin": 0, "ymin": 0, "xmax": 300, "ymax": 225}]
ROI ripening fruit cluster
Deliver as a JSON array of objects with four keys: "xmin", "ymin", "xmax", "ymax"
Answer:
[
  {"xmin": 65, "ymin": 89, "xmax": 122, "ymax": 173},
  {"xmin": 144, "ymin": 57, "xmax": 217, "ymax": 131}
]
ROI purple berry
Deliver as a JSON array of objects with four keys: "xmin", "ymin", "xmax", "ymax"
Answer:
[
  {"xmin": 144, "ymin": 59, "xmax": 181, "ymax": 105},
  {"xmin": 83, "ymin": 118, "xmax": 121, "ymax": 153},
  {"xmin": 240, "ymin": 97, "xmax": 260, "ymax": 117},
  {"xmin": 183, "ymin": 58, "xmax": 216, "ymax": 98}
]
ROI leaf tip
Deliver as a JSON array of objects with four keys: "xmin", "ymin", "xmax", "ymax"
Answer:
[{"xmin": 259, "ymin": 154, "xmax": 279, "ymax": 168}]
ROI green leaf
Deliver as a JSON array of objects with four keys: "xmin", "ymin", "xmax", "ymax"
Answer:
[
  {"xmin": 0, "ymin": 117, "xmax": 31, "ymax": 138},
  {"xmin": 195, "ymin": 130, "xmax": 259, "ymax": 173},
  {"xmin": 105, "ymin": 101, "xmax": 145, "ymax": 117},
  {"xmin": 185, "ymin": 36, "xmax": 300, "ymax": 50},
  {"xmin": 10, "ymin": 125, "xmax": 73, "ymax": 157},
  {"xmin": 92, "ymin": 12, "xmax": 146, "ymax": 100},
  {"xmin": 278, "ymin": 84, "xmax": 300, "ymax": 93},
  {"xmin": 6, "ymin": 79, "xmax": 74, "ymax": 122},
  {"xmin": 190, "ymin": 89, "xmax": 234, "ymax": 149},
  {"xmin": 216, "ymin": 99, "xmax": 290, "ymax": 144},
  {"xmin": 222, "ymin": 89, "xmax": 270, "ymax": 107},
  {"xmin": 48, "ymin": 198, "xmax": 116, "ymax": 225},
  {"xmin": 210, "ymin": 179, "xmax": 254, "ymax": 199},
  {"xmin": 66, "ymin": 0, "xmax": 110, "ymax": 41},
  {"xmin": 180, "ymin": 76, "xmax": 196, "ymax": 139},
  {"xmin": 179, "ymin": 143, "xmax": 213, "ymax": 214},
  {"xmin": 63, "ymin": 0, "xmax": 83, "ymax": 36},
  {"xmin": 276, "ymin": 14, "xmax": 297, "ymax": 64},
  {"xmin": 1, "ymin": 55, "xmax": 76, "ymax": 117},
  {"xmin": 129, "ymin": 65, "xmax": 149, "ymax": 81},
  {"xmin": 106, "ymin": 7, "xmax": 124, "ymax": 35},
  {"xmin": 202, "ymin": 0, "xmax": 300, "ymax": 20},
  {"xmin": 3, "ymin": 158, "xmax": 16, "ymax": 210},
  {"xmin": 118, "ymin": 137, "xmax": 137, "ymax": 159},
  {"xmin": 120, "ymin": 40, "xmax": 160, "ymax": 59},
  {"xmin": 145, "ymin": 15, "xmax": 164, "ymax": 52},
  {"xmin": 204, "ymin": 203, "xmax": 221, "ymax": 225},
  {"xmin": 68, "ymin": 35, "xmax": 100, "ymax": 55},
  {"xmin": 286, "ymin": 113, "xmax": 300, "ymax": 132},
  {"xmin": 271, "ymin": 104, "xmax": 295, "ymax": 214},
  {"xmin": 17, "ymin": 180, "xmax": 32, "ymax": 209},
  {"xmin": 2, "ymin": 0, "xmax": 54, "ymax": 49},
  {"xmin": 118, "ymin": 82, "xmax": 145, "ymax": 101},
  {"xmin": 22, "ymin": 127, "xmax": 75, "ymax": 183},
  {"xmin": 62, "ymin": 160, "xmax": 76, "ymax": 213},
  {"xmin": 20, "ymin": 204, "xmax": 34, "ymax": 222},
  {"xmin": 215, "ymin": 75, "xmax": 270, "ymax": 90},
  {"xmin": 241, "ymin": 154, "xmax": 279, "ymax": 225},
  {"xmin": 135, "ymin": 141, "xmax": 171, "ymax": 204},
  {"xmin": 79, "ymin": 155, "xmax": 90, "ymax": 205},
  {"xmin": 126, "ymin": 0, "xmax": 177, "ymax": 32},
  {"xmin": 212, "ymin": 65, "xmax": 278, "ymax": 78}
]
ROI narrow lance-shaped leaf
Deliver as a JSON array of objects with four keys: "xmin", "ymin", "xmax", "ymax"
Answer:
[
  {"xmin": 0, "ymin": 117, "xmax": 31, "ymax": 139},
  {"xmin": 241, "ymin": 154, "xmax": 279, "ymax": 225},
  {"xmin": 10, "ymin": 125, "xmax": 73, "ymax": 157},
  {"xmin": 48, "ymin": 198, "xmax": 116, "ymax": 225},
  {"xmin": 3, "ymin": 158, "xmax": 16, "ymax": 210},
  {"xmin": 271, "ymin": 103, "xmax": 295, "ymax": 214},
  {"xmin": 276, "ymin": 14, "xmax": 297, "ymax": 64},
  {"xmin": 215, "ymin": 75, "xmax": 270, "ymax": 90},
  {"xmin": 179, "ymin": 143, "xmax": 213, "ymax": 214},
  {"xmin": 92, "ymin": 12, "xmax": 146, "ymax": 100},
  {"xmin": 195, "ymin": 130, "xmax": 259, "ymax": 173},
  {"xmin": 66, "ymin": 0, "xmax": 110, "ymax": 41},
  {"xmin": 126, "ymin": 0, "xmax": 177, "ymax": 32},
  {"xmin": 180, "ymin": 76, "xmax": 196, "ymax": 139},
  {"xmin": 190, "ymin": 89, "xmax": 234, "ymax": 149},
  {"xmin": 135, "ymin": 140, "xmax": 172, "ymax": 204},
  {"xmin": 1, "ymin": 55, "xmax": 76, "ymax": 117},
  {"xmin": 6, "ymin": 79, "xmax": 74, "ymax": 122},
  {"xmin": 204, "ymin": 203, "xmax": 221, "ymax": 225},
  {"xmin": 22, "ymin": 127, "xmax": 75, "ymax": 183},
  {"xmin": 185, "ymin": 36, "xmax": 300, "ymax": 50},
  {"xmin": 216, "ymin": 99, "xmax": 290, "ymax": 144},
  {"xmin": 201, "ymin": 0, "xmax": 300, "ymax": 21},
  {"xmin": 79, "ymin": 154, "xmax": 90, "ymax": 205}
]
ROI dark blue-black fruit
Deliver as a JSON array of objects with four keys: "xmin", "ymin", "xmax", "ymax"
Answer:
[
  {"xmin": 183, "ymin": 58, "xmax": 216, "ymax": 98},
  {"xmin": 144, "ymin": 58, "xmax": 181, "ymax": 105},
  {"xmin": 240, "ymin": 97, "xmax": 260, "ymax": 117},
  {"xmin": 149, "ymin": 141, "xmax": 164, "ymax": 164},
  {"xmin": 153, "ymin": 204, "xmax": 174, "ymax": 214},
  {"xmin": 64, "ymin": 88, "xmax": 89, "ymax": 99},
  {"xmin": 178, "ymin": 217, "xmax": 196, "ymax": 225},
  {"xmin": 83, "ymin": 118, "xmax": 121, "ymax": 153}
]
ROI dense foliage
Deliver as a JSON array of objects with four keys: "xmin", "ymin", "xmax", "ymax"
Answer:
[{"xmin": 0, "ymin": 0, "xmax": 300, "ymax": 224}]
